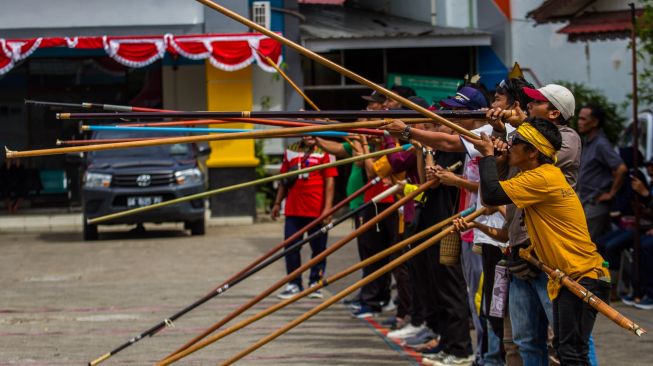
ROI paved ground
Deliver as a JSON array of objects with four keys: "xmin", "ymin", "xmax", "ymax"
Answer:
[
  {"xmin": 0, "ymin": 221, "xmax": 414, "ymax": 366},
  {"xmin": 0, "ymin": 220, "xmax": 652, "ymax": 366}
]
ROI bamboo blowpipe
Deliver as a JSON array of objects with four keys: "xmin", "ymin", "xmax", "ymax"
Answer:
[
  {"xmin": 162, "ymin": 179, "xmax": 439, "ymax": 361},
  {"xmin": 519, "ymin": 249, "xmax": 647, "ymax": 337},
  {"xmin": 81, "ymin": 125, "xmax": 351, "ymax": 138},
  {"xmin": 57, "ymin": 109, "xmax": 488, "ymax": 121},
  {"xmin": 5, "ymin": 118, "xmax": 405, "ymax": 159},
  {"xmin": 27, "ymin": 98, "xmax": 387, "ymax": 135},
  {"xmin": 194, "ymin": 0, "xmax": 478, "ymax": 139},
  {"xmin": 25, "ymin": 99, "xmax": 173, "ymax": 113},
  {"xmin": 158, "ymin": 180, "xmax": 466, "ymax": 366},
  {"xmin": 87, "ymin": 144, "xmax": 411, "ymax": 225},
  {"xmin": 120, "ymin": 117, "xmax": 387, "ymax": 136},
  {"xmin": 57, "ymin": 138, "xmax": 164, "ymax": 146},
  {"xmin": 217, "ymin": 207, "xmax": 488, "ymax": 366},
  {"xmin": 86, "ymin": 178, "xmax": 381, "ymax": 366}
]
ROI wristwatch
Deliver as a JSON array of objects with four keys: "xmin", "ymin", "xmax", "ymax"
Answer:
[{"xmin": 401, "ymin": 126, "xmax": 412, "ymax": 140}]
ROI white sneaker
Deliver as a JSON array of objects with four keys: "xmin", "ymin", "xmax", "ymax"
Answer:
[
  {"xmin": 381, "ymin": 300, "xmax": 396, "ymax": 313},
  {"xmin": 277, "ymin": 284, "xmax": 300, "ymax": 299},
  {"xmin": 423, "ymin": 351, "xmax": 447, "ymax": 362},
  {"xmin": 430, "ymin": 354, "xmax": 473, "ymax": 365},
  {"xmin": 387, "ymin": 322, "xmax": 426, "ymax": 340}
]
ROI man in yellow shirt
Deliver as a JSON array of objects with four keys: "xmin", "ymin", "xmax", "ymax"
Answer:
[{"xmin": 463, "ymin": 117, "xmax": 610, "ymax": 365}]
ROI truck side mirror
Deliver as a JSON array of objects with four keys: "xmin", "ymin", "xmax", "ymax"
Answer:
[
  {"xmin": 196, "ymin": 143, "xmax": 211, "ymax": 157},
  {"xmin": 65, "ymin": 152, "xmax": 84, "ymax": 165}
]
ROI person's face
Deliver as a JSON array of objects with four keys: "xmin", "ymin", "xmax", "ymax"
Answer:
[
  {"xmin": 577, "ymin": 108, "xmax": 598, "ymax": 135},
  {"xmin": 302, "ymin": 136, "xmax": 316, "ymax": 147},
  {"xmin": 492, "ymin": 92, "xmax": 510, "ymax": 110},
  {"xmin": 383, "ymin": 98, "xmax": 402, "ymax": 110},
  {"xmin": 527, "ymin": 100, "xmax": 561, "ymax": 122},
  {"xmin": 507, "ymin": 134, "xmax": 534, "ymax": 167},
  {"xmin": 367, "ymin": 101, "xmax": 384, "ymax": 111}
]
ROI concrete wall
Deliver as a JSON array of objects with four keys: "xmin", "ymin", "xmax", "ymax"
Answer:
[
  {"xmin": 252, "ymin": 66, "xmax": 285, "ymax": 155},
  {"xmin": 162, "ymin": 64, "xmax": 207, "ymax": 111},
  {"xmin": 0, "ymin": 0, "xmax": 204, "ymax": 30},
  {"xmin": 204, "ymin": 0, "xmax": 250, "ymax": 33},
  {"xmin": 351, "ymin": 0, "xmax": 474, "ymax": 27}
]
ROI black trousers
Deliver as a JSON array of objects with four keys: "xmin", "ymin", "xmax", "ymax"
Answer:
[
  {"xmin": 389, "ymin": 237, "xmax": 413, "ymax": 318},
  {"xmin": 408, "ymin": 240, "xmax": 441, "ymax": 330},
  {"xmin": 432, "ymin": 244, "xmax": 472, "ymax": 358},
  {"xmin": 409, "ymin": 206, "xmax": 471, "ymax": 358},
  {"xmin": 357, "ymin": 203, "xmax": 397, "ymax": 311},
  {"xmin": 553, "ymin": 277, "xmax": 610, "ymax": 366}
]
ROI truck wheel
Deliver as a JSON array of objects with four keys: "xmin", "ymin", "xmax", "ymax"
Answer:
[
  {"xmin": 83, "ymin": 215, "xmax": 99, "ymax": 241},
  {"xmin": 189, "ymin": 218, "xmax": 205, "ymax": 236}
]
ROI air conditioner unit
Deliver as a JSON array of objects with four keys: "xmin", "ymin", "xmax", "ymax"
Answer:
[{"xmin": 252, "ymin": 1, "xmax": 271, "ymax": 30}]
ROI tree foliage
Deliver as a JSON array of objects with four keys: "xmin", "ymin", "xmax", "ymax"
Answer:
[
  {"xmin": 638, "ymin": 0, "xmax": 653, "ymax": 106},
  {"xmin": 555, "ymin": 81, "xmax": 626, "ymax": 143}
]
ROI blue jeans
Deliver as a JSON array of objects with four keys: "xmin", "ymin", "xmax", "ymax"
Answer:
[
  {"xmin": 484, "ymin": 319, "xmax": 504, "ymax": 366},
  {"xmin": 284, "ymin": 215, "xmax": 328, "ymax": 289},
  {"xmin": 461, "ymin": 241, "xmax": 483, "ymax": 363},
  {"xmin": 509, "ymin": 272, "xmax": 552, "ymax": 366}
]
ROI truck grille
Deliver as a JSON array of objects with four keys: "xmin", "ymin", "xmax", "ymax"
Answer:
[{"xmin": 112, "ymin": 172, "xmax": 175, "ymax": 187}]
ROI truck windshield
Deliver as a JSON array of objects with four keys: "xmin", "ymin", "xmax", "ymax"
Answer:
[{"xmin": 89, "ymin": 131, "xmax": 193, "ymax": 160}]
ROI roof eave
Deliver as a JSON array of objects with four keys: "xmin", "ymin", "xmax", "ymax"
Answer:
[{"xmin": 302, "ymin": 34, "xmax": 491, "ymax": 52}]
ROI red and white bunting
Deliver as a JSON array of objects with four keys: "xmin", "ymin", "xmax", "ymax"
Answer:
[{"xmin": 0, "ymin": 33, "xmax": 282, "ymax": 75}]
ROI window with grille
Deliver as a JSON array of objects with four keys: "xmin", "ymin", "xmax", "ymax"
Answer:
[{"xmin": 252, "ymin": 1, "xmax": 271, "ymax": 29}]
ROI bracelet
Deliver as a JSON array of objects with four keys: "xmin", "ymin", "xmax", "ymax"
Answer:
[{"xmin": 273, "ymin": 202, "xmax": 281, "ymax": 206}]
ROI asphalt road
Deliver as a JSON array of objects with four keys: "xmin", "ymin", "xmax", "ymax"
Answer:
[{"xmin": 0, "ymin": 221, "xmax": 651, "ymax": 366}]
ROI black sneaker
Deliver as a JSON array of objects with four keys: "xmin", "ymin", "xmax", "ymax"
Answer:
[
  {"xmin": 351, "ymin": 305, "xmax": 380, "ymax": 319},
  {"xmin": 308, "ymin": 282, "xmax": 323, "ymax": 299}
]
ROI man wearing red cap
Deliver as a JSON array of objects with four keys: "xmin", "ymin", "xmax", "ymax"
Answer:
[{"xmin": 520, "ymin": 84, "xmax": 581, "ymax": 188}]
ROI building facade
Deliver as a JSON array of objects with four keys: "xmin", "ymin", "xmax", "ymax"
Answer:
[{"xmin": 0, "ymin": 0, "xmax": 288, "ymax": 219}]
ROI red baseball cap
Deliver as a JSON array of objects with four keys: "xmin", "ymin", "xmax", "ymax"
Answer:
[
  {"xmin": 522, "ymin": 87, "xmax": 549, "ymax": 102},
  {"xmin": 523, "ymin": 84, "xmax": 576, "ymax": 120}
]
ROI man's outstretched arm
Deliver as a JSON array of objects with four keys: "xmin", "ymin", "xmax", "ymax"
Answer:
[{"xmin": 381, "ymin": 120, "xmax": 465, "ymax": 152}]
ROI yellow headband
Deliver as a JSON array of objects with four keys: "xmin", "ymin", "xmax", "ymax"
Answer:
[{"xmin": 516, "ymin": 122, "xmax": 557, "ymax": 163}]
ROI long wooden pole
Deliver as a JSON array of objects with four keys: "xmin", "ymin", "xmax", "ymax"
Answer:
[
  {"xmin": 120, "ymin": 117, "xmax": 422, "ymax": 136},
  {"xmin": 87, "ymin": 144, "xmax": 409, "ymax": 224},
  {"xmin": 218, "ymin": 208, "xmax": 488, "ymax": 366},
  {"xmin": 25, "ymin": 99, "xmax": 176, "ymax": 113},
  {"xmin": 57, "ymin": 138, "xmax": 164, "ymax": 145},
  {"xmin": 57, "ymin": 109, "xmax": 487, "ymax": 120},
  {"xmin": 5, "ymin": 119, "xmax": 400, "ymax": 159},
  {"xmin": 629, "ymin": 2, "xmax": 642, "ymax": 298},
  {"xmin": 194, "ymin": 0, "xmax": 478, "ymax": 139},
  {"xmin": 157, "ymin": 205, "xmax": 472, "ymax": 366},
  {"xmin": 81, "ymin": 125, "xmax": 351, "ymax": 138},
  {"xmin": 86, "ymin": 178, "xmax": 380, "ymax": 366},
  {"xmin": 519, "ymin": 249, "xmax": 646, "ymax": 336},
  {"xmin": 160, "ymin": 179, "xmax": 439, "ymax": 361}
]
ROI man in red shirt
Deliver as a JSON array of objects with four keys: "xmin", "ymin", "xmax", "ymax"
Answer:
[{"xmin": 271, "ymin": 135, "xmax": 338, "ymax": 299}]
